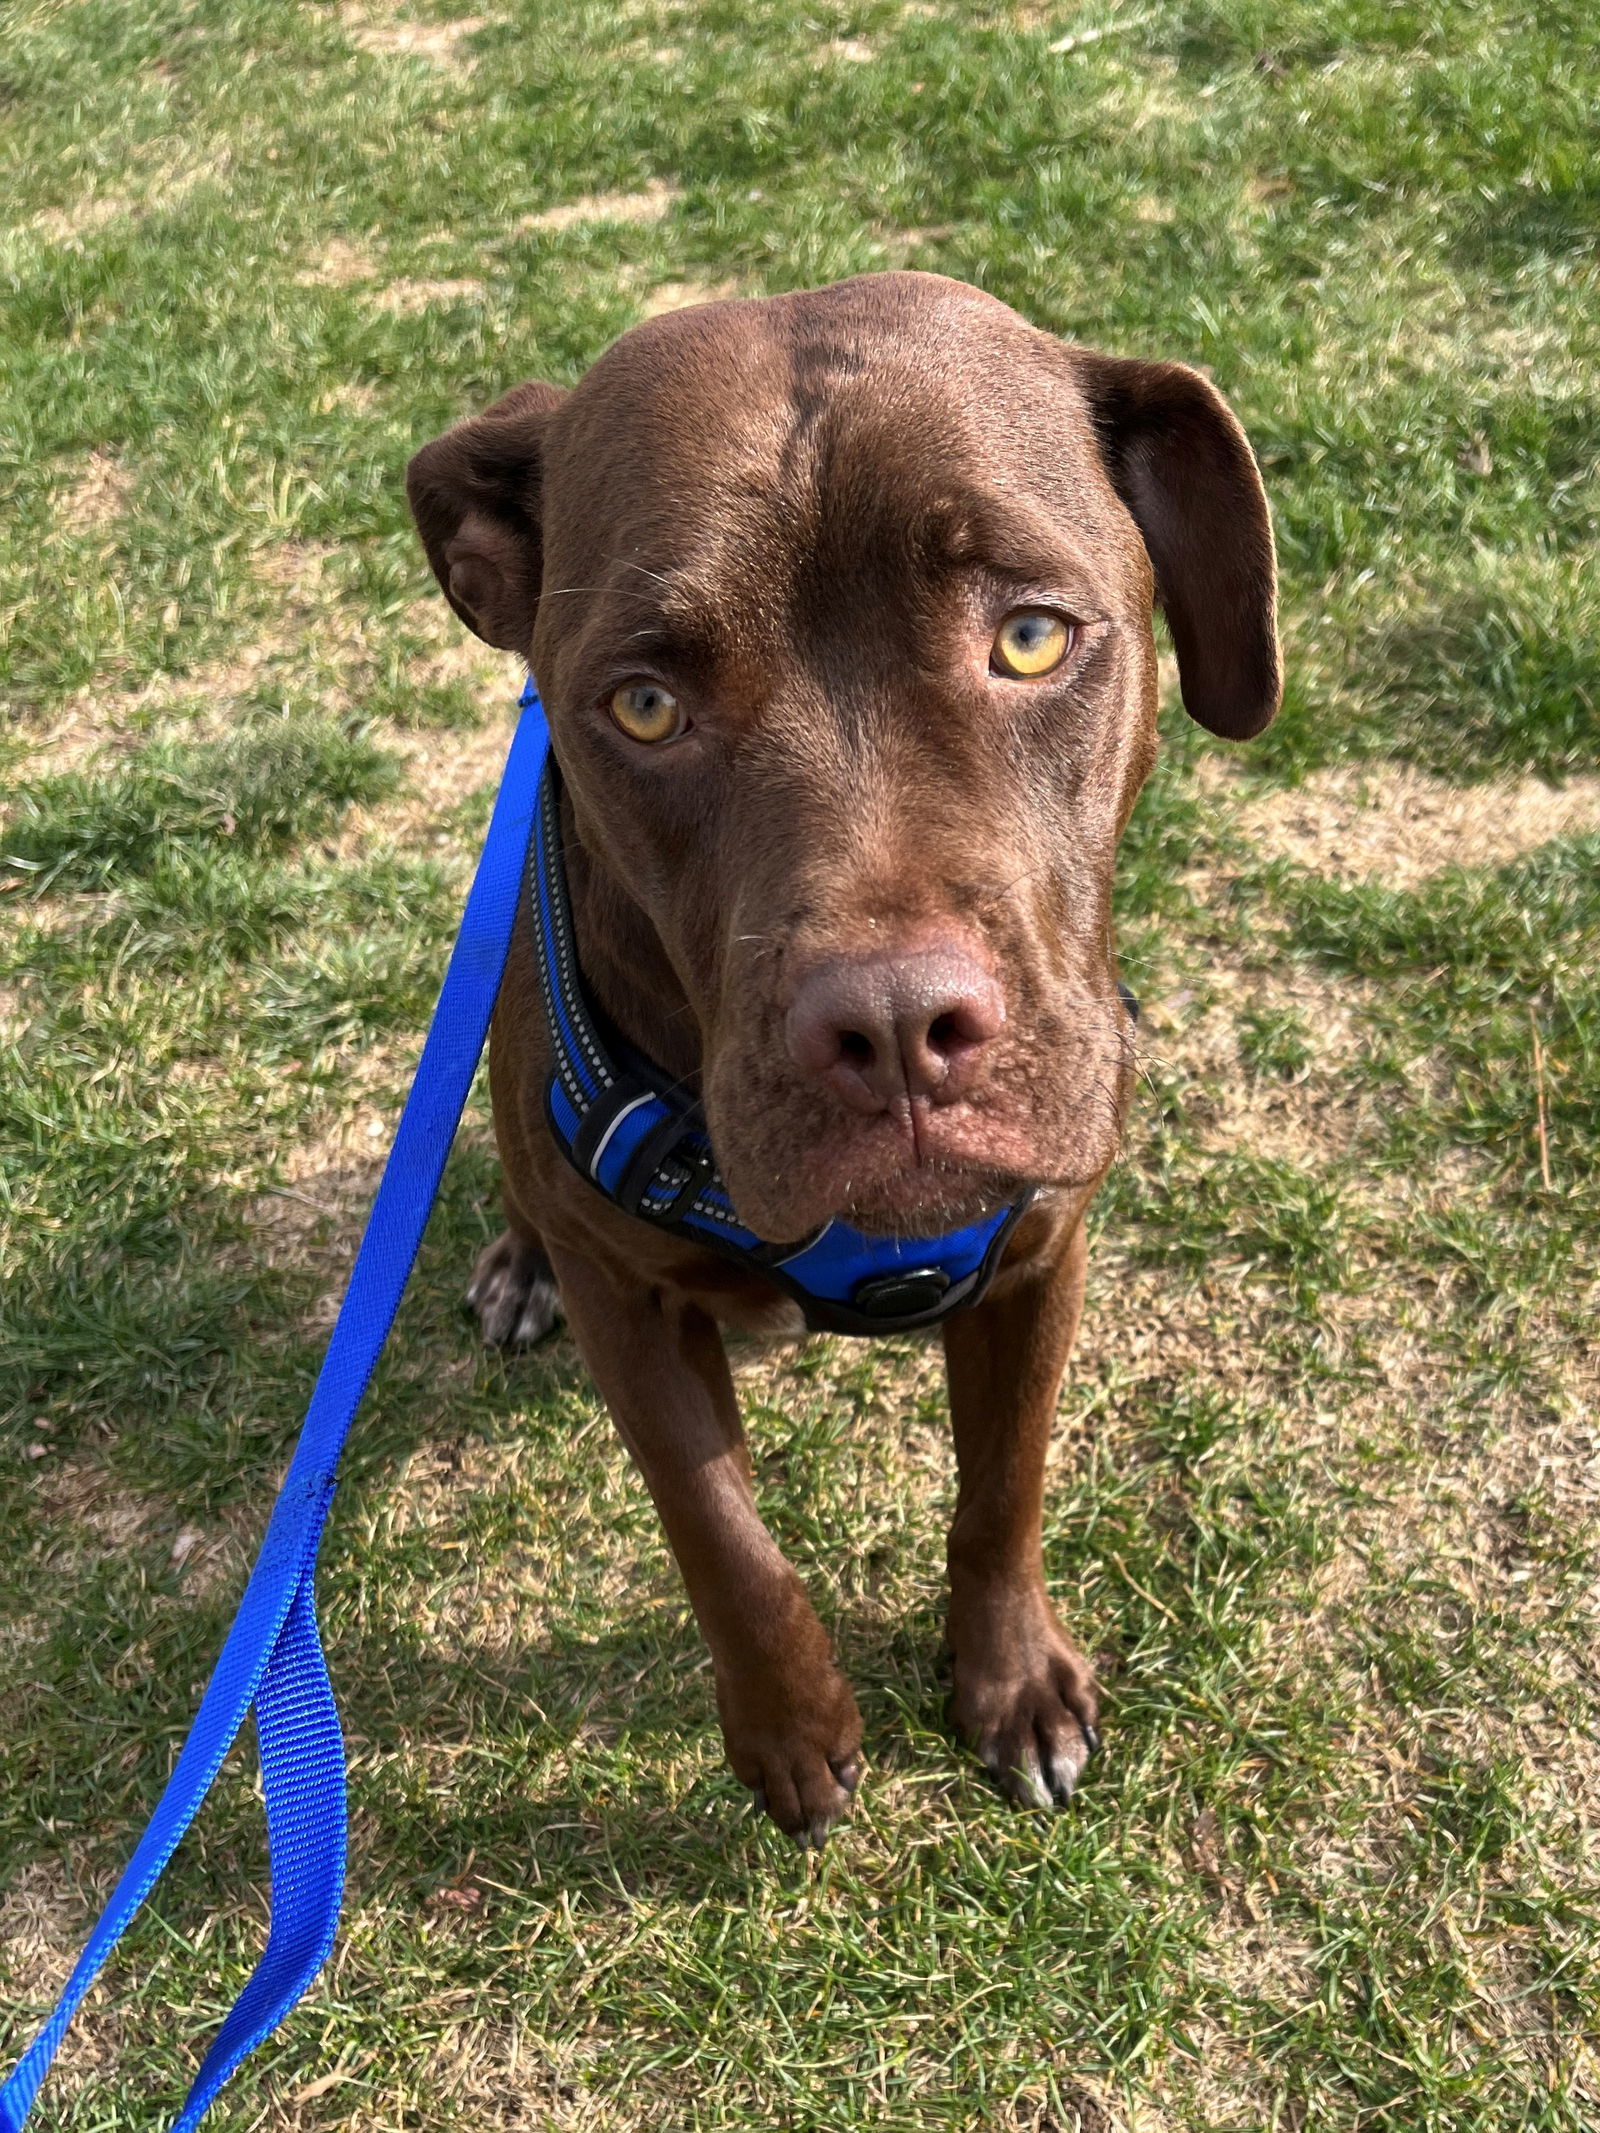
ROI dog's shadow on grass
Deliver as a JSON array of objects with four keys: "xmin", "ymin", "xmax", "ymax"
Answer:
[
  {"xmin": 329, "ymin": 1597, "xmax": 972, "ymax": 1912},
  {"xmin": 10, "ymin": 1150, "xmax": 990, "ymax": 1911},
  {"xmin": 322, "ymin": 1401, "xmax": 967, "ymax": 1909}
]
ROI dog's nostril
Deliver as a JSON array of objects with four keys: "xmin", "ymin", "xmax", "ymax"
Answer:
[{"xmin": 785, "ymin": 945, "xmax": 1003, "ymax": 1112}]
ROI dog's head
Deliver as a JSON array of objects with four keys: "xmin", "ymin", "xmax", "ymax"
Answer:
[{"xmin": 408, "ymin": 273, "xmax": 1278, "ymax": 1241}]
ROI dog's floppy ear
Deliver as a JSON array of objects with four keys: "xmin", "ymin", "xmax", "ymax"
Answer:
[
  {"xmin": 406, "ymin": 381, "xmax": 567, "ymax": 651},
  {"xmin": 1072, "ymin": 352, "xmax": 1281, "ymax": 739}
]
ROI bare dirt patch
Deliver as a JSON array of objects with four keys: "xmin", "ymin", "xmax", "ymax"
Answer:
[
  {"xmin": 520, "ymin": 180, "xmax": 680, "ymax": 233},
  {"xmin": 1216, "ymin": 761, "xmax": 1600, "ymax": 887},
  {"xmin": 296, "ymin": 237, "xmax": 378, "ymax": 287},
  {"xmin": 56, "ymin": 450, "xmax": 133, "ymax": 537},
  {"xmin": 340, "ymin": 5, "xmax": 488, "ymax": 70},
  {"xmin": 636, "ymin": 276, "xmax": 742, "ymax": 318},
  {"xmin": 368, "ymin": 276, "xmax": 488, "ymax": 315},
  {"xmin": 32, "ymin": 195, "xmax": 132, "ymax": 244}
]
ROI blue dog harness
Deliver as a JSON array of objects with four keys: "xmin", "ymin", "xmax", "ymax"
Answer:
[
  {"xmin": 525, "ymin": 711, "xmax": 1029, "ymax": 1335},
  {"xmin": 2, "ymin": 677, "xmax": 1133, "ymax": 2129}
]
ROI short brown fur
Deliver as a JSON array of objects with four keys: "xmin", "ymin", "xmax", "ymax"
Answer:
[{"xmin": 407, "ymin": 271, "xmax": 1279, "ymax": 1841}]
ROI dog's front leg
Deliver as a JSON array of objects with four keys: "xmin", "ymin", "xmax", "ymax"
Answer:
[
  {"xmin": 547, "ymin": 1242, "xmax": 863, "ymax": 1845},
  {"xmin": 942, "ymin": 1214, "xmax": 1100, "ymax": 1808}
]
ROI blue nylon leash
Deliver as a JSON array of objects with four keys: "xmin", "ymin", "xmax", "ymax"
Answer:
[{"xmin": 1, "ymin": 678, "xmax": 551, "ymax": 2132}]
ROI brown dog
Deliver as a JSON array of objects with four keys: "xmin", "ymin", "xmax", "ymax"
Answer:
[{"xmin": 406, "ymin": 271, "xmax": 1279, "ymax": 1844}]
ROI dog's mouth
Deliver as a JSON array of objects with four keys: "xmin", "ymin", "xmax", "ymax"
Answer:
[
  {"xmin": 831, "ymin": 1160, "xmax": 1020, "ymax": 1239},
  {"xmin": 723, "ymin": 1100, "xmax": 1073, "ymax": 1243},
  {"xmin": 711, "ymin": 1017, "xmax": 1135, "ymax": 1244}
]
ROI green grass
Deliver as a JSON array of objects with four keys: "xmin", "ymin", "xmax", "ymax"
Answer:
[{"xmin": 3, "ymin": 1, "xmax": 1599, "ymax": 2128}]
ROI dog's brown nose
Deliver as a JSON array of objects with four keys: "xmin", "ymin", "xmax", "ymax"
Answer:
[{"xmin": 785, "ymin": 947, "xmax": 1004, "ymax": 1115}]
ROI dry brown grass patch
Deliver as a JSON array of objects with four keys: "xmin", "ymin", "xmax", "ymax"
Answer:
[
  {"xmin": 56, "ymin": 449, "xmax": 134, "ymax": 537},
  {"xmin": 367, "ymin": 275, "xmax": 488, "ymax": 315},
  {"xmin": 636, "ymin": 275, "xmax": 743, "ymax": 318},
  {"xmin": 252, "ymin": 537, "xmax": 338, "ymax": 599},
  {"xmin": 0, "ymin": 1859, "xmax": 84, "ymax": 1999},
  {"xmin": 997, "ymin": 2078, "xmax": 1143, "ymax": 2131},
  {"xmin": 1142, "ymin": 959, "xmax": 1376, "ymax": 1173},
  {"xmin": 31, "ymin": 141, "xmax": 235, "ymax": 246},
  {"xmin": 296, "ymin": 237, "xmax": 379, "ymax": 287},
  {"xmin": 31, "ymin": 194, "xmax": 134, "ymax": 243},
  {"xmin": 520, "ymin": 180, "xmax": 681, "ymax": 233},
  {"xmin": 4, "ymin": 698, "xmax": 136, "ymax": 775},
  {"xmin": 312, "ymin": 380, "xmax": 382, "ymax": 415},
  {"xmin": 339, "ymin": 5, "xmax": 488, "ymax": 70},
  {"xmin": 410, "ymin": 625, "xmax": 517, "ymax": 699},
  {"xmin": 327, "ymin": 714, "xmax": 518, "ymax": 871},
  {"xmin": 30, "ymin": 1461, "xmax": 160, "ymax": 1577},
  {"xmin": 1217, "ymin": 760, "xmax": 1600, "ymax": 889}
]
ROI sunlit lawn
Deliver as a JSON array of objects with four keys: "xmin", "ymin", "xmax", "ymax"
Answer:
[{"xmin": 3, "ymin": 2, "xmax": 1598, "ymax": 2127}]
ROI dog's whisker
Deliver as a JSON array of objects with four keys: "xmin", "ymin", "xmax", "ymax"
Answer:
[{"xmin": 977, "ymin": 864, "xmax": 1051, "ymax": 913}]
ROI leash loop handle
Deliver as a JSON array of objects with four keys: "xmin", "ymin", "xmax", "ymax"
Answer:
[{"xmin": 1, "ymin": 682, "xmax": 550, "ymax": 2132}]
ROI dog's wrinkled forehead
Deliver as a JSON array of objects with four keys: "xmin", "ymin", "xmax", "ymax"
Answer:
[
  {"xmin": 408, "ymin": 271, "xmax": 1280, "ymax": 745},
  {"xmin": 535, "ymin": 285, "xmax": 1142, "ymax": 660}
]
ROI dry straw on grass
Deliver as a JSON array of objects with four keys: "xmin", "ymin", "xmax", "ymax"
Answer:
[{"xmin": 1220, "ymin": 759, "xmax": 1600, "ymax": 889}]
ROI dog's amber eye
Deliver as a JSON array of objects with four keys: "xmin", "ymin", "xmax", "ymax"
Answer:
[
  {"xmin": 992, "ymin": 609, "xmax": 1072, "ymax": 678},
  {"xmin": 610, "ymin": 681, "xmax": 683, "ymax": 744}
]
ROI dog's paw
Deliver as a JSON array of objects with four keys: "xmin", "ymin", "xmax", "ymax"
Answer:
[
  {"xmin": 751, "ymin": 1748, "xmax": 862, "ymax": 1851},
  {"xmin": 725, "ymin": 1673, "xmax": 864, "ymax": 1849},
  {"xmin": 948, "ymin": 1601, "xmax": 1099, "ymax": 1810},
  {"xmin": 466, "ymin": 1231, "xmax": 563, "ymax": 1348}
]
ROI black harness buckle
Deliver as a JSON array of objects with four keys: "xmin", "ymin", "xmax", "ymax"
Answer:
[
  {"xmin": 639, "ymin": 1141, "xmax": 716, "ymax": 1224},
  {"xmin": 851, "ymin": 1267, "xmax": 952, "ymax": 1320}
]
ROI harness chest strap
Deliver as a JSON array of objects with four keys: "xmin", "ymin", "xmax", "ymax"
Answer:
[
  {"xmin": 530, "ymin": 745, "xmax": 1010, "ymax": 1333},
  {"xmin": 527, "ymin": 730, "xmax": 1137, "ymax": 1335}
]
